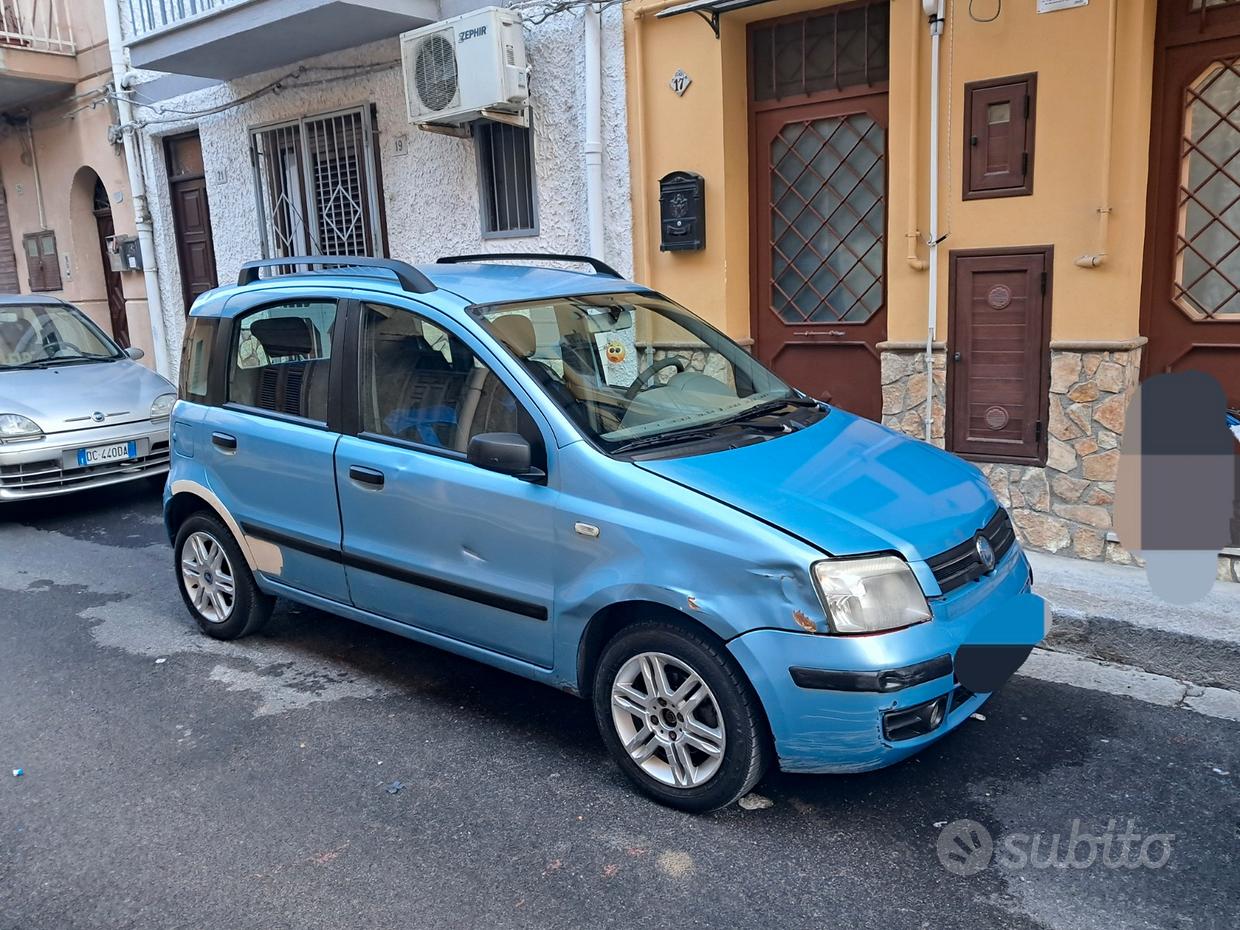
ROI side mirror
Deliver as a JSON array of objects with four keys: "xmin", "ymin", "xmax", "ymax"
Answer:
[
  {"xmin": 467, "ymin": 432, "xmax": 544, "ymax": 481},
  {"xmin": 125, "ymin": 346, "xmax": 145, "ymax": 361}
]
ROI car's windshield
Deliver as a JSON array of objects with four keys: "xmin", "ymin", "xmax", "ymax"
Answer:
[
  {"xmin": 477, "ymin": 292, "xmax": 811, "ymax": 451},
  {"xmin": 0, "ymin": 303, "xmax": 122, "ymax": 369}
]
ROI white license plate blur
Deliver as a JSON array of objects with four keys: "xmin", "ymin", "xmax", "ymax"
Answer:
[{"xmin": 76, "ymin": 441, "xmax": 137, "ymax": 468}]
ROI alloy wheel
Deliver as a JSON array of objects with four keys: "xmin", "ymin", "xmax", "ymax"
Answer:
[
  {"xmin": 180, "ymin": 530, "xmax": 236, "ymax": 623},
  {"xmin": 610, "ymin": 651, "xmax": 726, "ymax": 788}
]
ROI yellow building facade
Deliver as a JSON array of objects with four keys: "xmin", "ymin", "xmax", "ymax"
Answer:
[{"xmin": 624, "ymin": 0, "xmax": 1240, "ymax": 569}]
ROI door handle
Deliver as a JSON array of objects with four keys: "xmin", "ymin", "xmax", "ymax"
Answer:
[
  {"xmin": 211, "ymin": 432, "xmax": 237, "ymax": 451},
  {"xmin": 348, "ymin": 465, "xmax": 385, "ymax": 488}
]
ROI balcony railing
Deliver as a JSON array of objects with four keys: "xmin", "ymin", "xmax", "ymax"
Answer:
[
  {"xmin": 0, "ymin": 0, "xmax": 76, "ymax": 55},
  {"xmin": 127, "ymin": 0, "xmax": 239, "ymax": 39}
]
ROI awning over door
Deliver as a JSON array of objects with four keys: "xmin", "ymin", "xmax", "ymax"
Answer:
[{"xmin": 655, "ymin": 0, "xmax": 780, "ymax": 37}]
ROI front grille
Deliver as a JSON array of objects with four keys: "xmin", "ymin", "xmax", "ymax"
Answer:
[
  {"xmin": 0, "ymin": 440, "xmax": 169, "ymax": 494},
  {"xmin": 926, "ymin": 508, "xmax": 1017, "ymax": 595}
]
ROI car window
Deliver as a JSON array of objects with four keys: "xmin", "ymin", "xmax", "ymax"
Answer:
[
  {"xmin": 0, "ymin": 303, "xmax": 121, "ymax": 367},
  {"xmin": 228, "ymin": 300, "xmax": 336, "ymax": 421},
  {"xmin": 359, "ymin": 302, "xmax": 542, "ymax": 458},
  {"xmin": 180, "ymin": 316, "xmax": 214, "ymax": 403}
]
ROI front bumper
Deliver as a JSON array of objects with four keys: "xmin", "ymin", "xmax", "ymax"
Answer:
[
  {"xmin": 0, "ymin": 420, "xmax": 170, "ymax": 500},
  {"xmin": 728, "ymin": 546, "xmax": 1047, "ymax": 773}
]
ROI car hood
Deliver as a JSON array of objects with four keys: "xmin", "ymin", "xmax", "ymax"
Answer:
[
  {"xmin": 0, "ymin": 360, "xmax": 174, "ymax": 433},
  {"xmin": 637, "ymin": 409, "xmax": 997, "ymax": 562}
]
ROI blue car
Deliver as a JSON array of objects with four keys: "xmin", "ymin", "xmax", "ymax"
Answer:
[{"xmin": 165, "ymin": 254, "xmax": 1046, "ymax": 811}]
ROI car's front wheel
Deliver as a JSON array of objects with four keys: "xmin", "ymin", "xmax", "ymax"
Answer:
[
  {"xmin": 174, "ymin": 512, "xmax": 273, "ymax": 640},
  {"xmin": 592, "ymin": 621, "xmax": 769, "ymax": 812}
]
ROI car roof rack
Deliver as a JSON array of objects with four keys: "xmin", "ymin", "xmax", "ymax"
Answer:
[
  {"xmin": 236, "ymin": 256, "xmax": 436, "ymax": 294},
  {"xmin": 436, "ymin": 252, "xmax": 623, "ymax": 279}
]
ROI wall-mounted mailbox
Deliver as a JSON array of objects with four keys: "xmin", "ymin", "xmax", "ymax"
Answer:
[
  {"xmin": 658, "ymin": 171, "xmax": 705, "ymax": 252},
  {"xmin": 107, "ymin": 235, "xmax": 143, "ymax": 272}
]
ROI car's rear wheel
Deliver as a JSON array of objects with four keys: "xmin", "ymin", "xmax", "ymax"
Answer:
[
  {"xmin": 592, "ymin": 621, "xmax": 769, "ymax": 812},
  {"xmin": 174, "ymin": 512, "xmax": 272, "ymax": 639}
]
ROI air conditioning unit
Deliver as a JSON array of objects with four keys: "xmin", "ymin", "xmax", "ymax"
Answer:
[{"xmin": 401, "ymin": 7, "xmax": 529, "ymax": 129}]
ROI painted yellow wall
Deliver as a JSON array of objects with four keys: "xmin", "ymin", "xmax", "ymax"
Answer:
[{"xmin": 626, "ymin": 0, "xmax": 1159, "ymax": 346}]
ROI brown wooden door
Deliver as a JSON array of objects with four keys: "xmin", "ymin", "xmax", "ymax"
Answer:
[
  {"xmin": 1142, "ymin": 2, "xmax": 1240, "ymax": 406},
  {"xmin": 92, "ymin": 179, "xmax": 129, "ymax": 348},
  {"xmin": 0, "ymin": 182, "xmax": 19, "ymax": 293},
  {"xmin": 947, "ymin": 248, "xmax": 1051, "ymax": 464},
  {"xmin": 748, "ymin": 3, "xmax": 890, "ymax": 421},
  {"xmin": 166, "ymin": 132, "xmax": 217, "ymax": 313}
]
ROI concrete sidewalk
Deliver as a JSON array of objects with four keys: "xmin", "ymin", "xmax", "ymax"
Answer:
[{"xmin": 1028, "ymin": 550, "xmax": 1240, "ymax": 691}]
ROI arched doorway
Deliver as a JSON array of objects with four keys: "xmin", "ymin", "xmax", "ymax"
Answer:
[{"xmin": 91, "ymin": 178, "xmax": 129, "ymax": 348}]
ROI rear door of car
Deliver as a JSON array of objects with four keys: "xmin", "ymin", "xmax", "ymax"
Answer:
[{"xmin": 201, "ymin": 286, "xmax": 349, "ymax": 603}]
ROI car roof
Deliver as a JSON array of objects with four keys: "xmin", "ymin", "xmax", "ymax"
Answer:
[
  {"xmin": 0, "ymin": 293, "xmax": 68, "ymax": 306},
  {"xmin": 192, "ymin": 261, "xmax": 651, "ymax": 318}
]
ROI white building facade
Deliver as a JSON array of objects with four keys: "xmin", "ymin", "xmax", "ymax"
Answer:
[{"xmin": 117, "ymin": 0, "xmax": 632, "ymax": 370}]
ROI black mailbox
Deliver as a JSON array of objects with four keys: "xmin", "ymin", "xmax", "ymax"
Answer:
[{"xmin": 658, "ymin": 171, "xmax": 705, "ymax": 252}]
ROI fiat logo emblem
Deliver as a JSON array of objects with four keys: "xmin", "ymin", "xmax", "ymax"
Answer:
[
  {"xmin": 91, "ymin": 411, "xmax": 105, "ymax": 423},
  {"xmin": 974, "ymin": 534, "xmax": 996, "ymax": 573}
]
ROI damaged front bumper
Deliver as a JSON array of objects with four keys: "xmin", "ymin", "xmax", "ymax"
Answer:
[{"xmin": 727, "ymin": 546, "xmax": 1047, "ymax": 774}]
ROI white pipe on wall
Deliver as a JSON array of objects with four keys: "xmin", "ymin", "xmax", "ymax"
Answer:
[
  {"xmin": 1075, "ymin": 0, "xmax": 1118, "ymax": 269},
  {"xmin": 103, "ymin": 0, "xmax": 170, "ymax": 376},
  {"xmin": 583, "ymin": 2, "xmax": 605, "ymax": 260},
  {"xmin": 922, "ymin": 0, "xmax": 945, "ymax": 444}
]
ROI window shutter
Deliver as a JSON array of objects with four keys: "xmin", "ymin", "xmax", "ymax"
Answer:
[
  {"xmin": 24, "ymin": 231, "xmax": 61, "ymax": 292},
  {"xmin": 963, "ymin": 74, "xmax": 1036, "ymax": 200}
]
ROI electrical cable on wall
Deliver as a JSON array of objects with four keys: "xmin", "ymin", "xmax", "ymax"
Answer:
[{"xmin": 968, "ymin": 0, "xmax": 1001, "ymax": 22}]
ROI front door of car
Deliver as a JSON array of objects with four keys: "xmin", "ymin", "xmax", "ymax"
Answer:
[
  {"xmin": 202, "ymin": 292, "xmax": 349, "ymax": 603},
  {"xmin": 335, "ymin": 299, "xmax": 558, "ymax": 668}
]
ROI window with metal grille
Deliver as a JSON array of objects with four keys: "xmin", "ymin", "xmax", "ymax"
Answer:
[
  {"xmin": 475, "ymin": 118, "xmax": 538, "ymax": 238},
  {"xmin": 250, "ymin": 107, "xmax": 385, "ymax": 259},
  {"xmin": 750, "ymin": 1, "xmax": 890, "ymax": 102}
]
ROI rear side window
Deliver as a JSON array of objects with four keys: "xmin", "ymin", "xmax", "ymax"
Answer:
[
  {"xmin": 179, "ymin": 317, "xmax": 216, "ymax": 404},
  {"xmin": 228, "ymin": 300, "xmax": 336, "ymax": 421}
]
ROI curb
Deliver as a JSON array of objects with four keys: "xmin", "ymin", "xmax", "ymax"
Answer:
[{"xmin": 1043, "ymin": 606, "xmax": 1240, "ymax": 693}]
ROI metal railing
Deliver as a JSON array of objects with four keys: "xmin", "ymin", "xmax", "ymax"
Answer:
[
  {"xmin": 127, "ymin": 0, "xmax": 238, "ymax": 39},
  {"xmin": 0, "ymin": 0, "xmax": 76, "ymax": 55}
]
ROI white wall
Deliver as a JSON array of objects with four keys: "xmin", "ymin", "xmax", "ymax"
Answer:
[{"xmin": 136, "ymin": 5, "xmax": 632, "ymax": 371}]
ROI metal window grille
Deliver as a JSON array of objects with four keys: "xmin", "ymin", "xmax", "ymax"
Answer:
[
  {"xmin": 1192, "ymin": 0, "xmax": 1240, "ymax": 10},
  {"xmin": 475, "ymin": 118, "xmax": 538, "ymax": 238},
  {"xmin": 1174, "ymin": 57, "xmax": 1240, "ymax": 318},
  {"xmin": 751, "ymin": 2, "xmax": 890, "ymax": 103},
  {"xmin": 250, "ymin": 107, "xmax": 384, "ymax": 260}
]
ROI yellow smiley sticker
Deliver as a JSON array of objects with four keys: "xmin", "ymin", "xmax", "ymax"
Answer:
[{"xmin": 605, "ymin": 341, "xmax": 626, "ymax": 364}]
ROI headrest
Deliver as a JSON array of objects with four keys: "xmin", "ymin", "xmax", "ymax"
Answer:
[
  {"xmin": 489, "ymin": 313, "xmax": 537, "ymax": 358},
  {"xmin": 250, "ymin": 317, "xmax": 316, "ymax": 358},
  {"xmin": 0, "ymin": 318, "xmax": 36, "ymax": 351}
]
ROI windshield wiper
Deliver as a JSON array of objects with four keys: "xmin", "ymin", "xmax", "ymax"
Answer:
[
  {"xmin": 712, "ymin": 396, "xmax": 821, "ymax": 428},
  {"xmin": 610, "ymin": 427, "xmax": 734, "ymax": 455}
]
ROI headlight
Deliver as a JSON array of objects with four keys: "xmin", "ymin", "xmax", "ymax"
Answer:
[
  {"xmin": 150, "ymin": 393, "xmax": 176, "ymax": 420},
  {"xmin": 0, "ymin": 413, "xmax": 43, "ymax": 443},
  {"xmin": 812, "ymin": 555, "xmax": 932, "ymax": 635}
]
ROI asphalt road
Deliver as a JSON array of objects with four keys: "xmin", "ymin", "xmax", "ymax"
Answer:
[{"xmin": 1, "ymin": 485, "xmax": 1238, "ymax": 930}]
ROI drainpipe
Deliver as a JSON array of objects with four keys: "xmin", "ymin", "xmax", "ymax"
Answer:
[
  {"xmin": 103, "ymin": 0, "xmax": 170, "ymax": 376},
  {"xmin": 922, "ymin": 0, "xmax": 945, "ymax": 444},
  {"xmin": 584, "ymin": 2, "xmax": 605, "ymax": 260},
  {"xmin": 1075, "ymin": 0, "xmax": 1117, "ymax": 269},
  {"xmin": 905, "ymin": 0, "xmax": 927, "ymax": 273},
  {"xmin": 25, "ymin": 123, "xmax": 46, "ymax": 230}
]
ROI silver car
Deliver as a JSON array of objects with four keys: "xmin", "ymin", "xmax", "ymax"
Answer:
[{"xmin": 0, "ymin": 295, "xmax": 175, "ymax": 501}]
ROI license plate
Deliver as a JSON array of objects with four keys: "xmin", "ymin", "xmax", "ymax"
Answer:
[{"xmin": 76, "ymin": 441, "xmax": 137, "ymax": 468}]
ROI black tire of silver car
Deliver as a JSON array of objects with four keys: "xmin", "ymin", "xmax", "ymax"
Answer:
[
  {"xmin": 592, "ymin": 621, "xmax": 770, "ymax": 812},
  {"xmin": 174, "ymin": 512, "xmax": 273, "ymax": 640}
]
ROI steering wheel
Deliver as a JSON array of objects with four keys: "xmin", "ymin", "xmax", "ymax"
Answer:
[{"xmin": 624, "ymin": 355, "xmax": 690, "ymax": 401}]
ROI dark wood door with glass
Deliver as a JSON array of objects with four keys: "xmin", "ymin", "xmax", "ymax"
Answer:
[
  {"xmin": 947, "ymin": 248, "xmax": 1051, "ymax": 465},
  {"xmin": 1142, "ymin": 0, "xmax": 1240, "ymax": 406},
  {"xmin": 92, "ymin": 178, "xmax": 130, "ymax": 348},
  {"xmin": 749, "ymin": 2, "xmax": 889, "ymax": 420},
  {"xmin": 166, "ymin": 132, "xmax": 218, "ymax": 313}
]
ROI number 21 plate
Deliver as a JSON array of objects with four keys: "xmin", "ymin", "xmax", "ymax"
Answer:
[{"xmin": 76, "ymin": 441, "xmax": 137, "ymax": 468}]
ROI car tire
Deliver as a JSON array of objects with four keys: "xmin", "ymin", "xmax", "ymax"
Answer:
[
  {"xmin": 174, "ymin": 512, "xmax": 273, "ymax": 640},
  {"xmin": 592, "ymin": 621, "xmax": 770, "ymax": 813}
]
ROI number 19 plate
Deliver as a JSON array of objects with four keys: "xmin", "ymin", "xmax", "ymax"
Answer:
[{"xmin": 76, "ymin": 441, "xmax": 137, "ymax": 468}]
